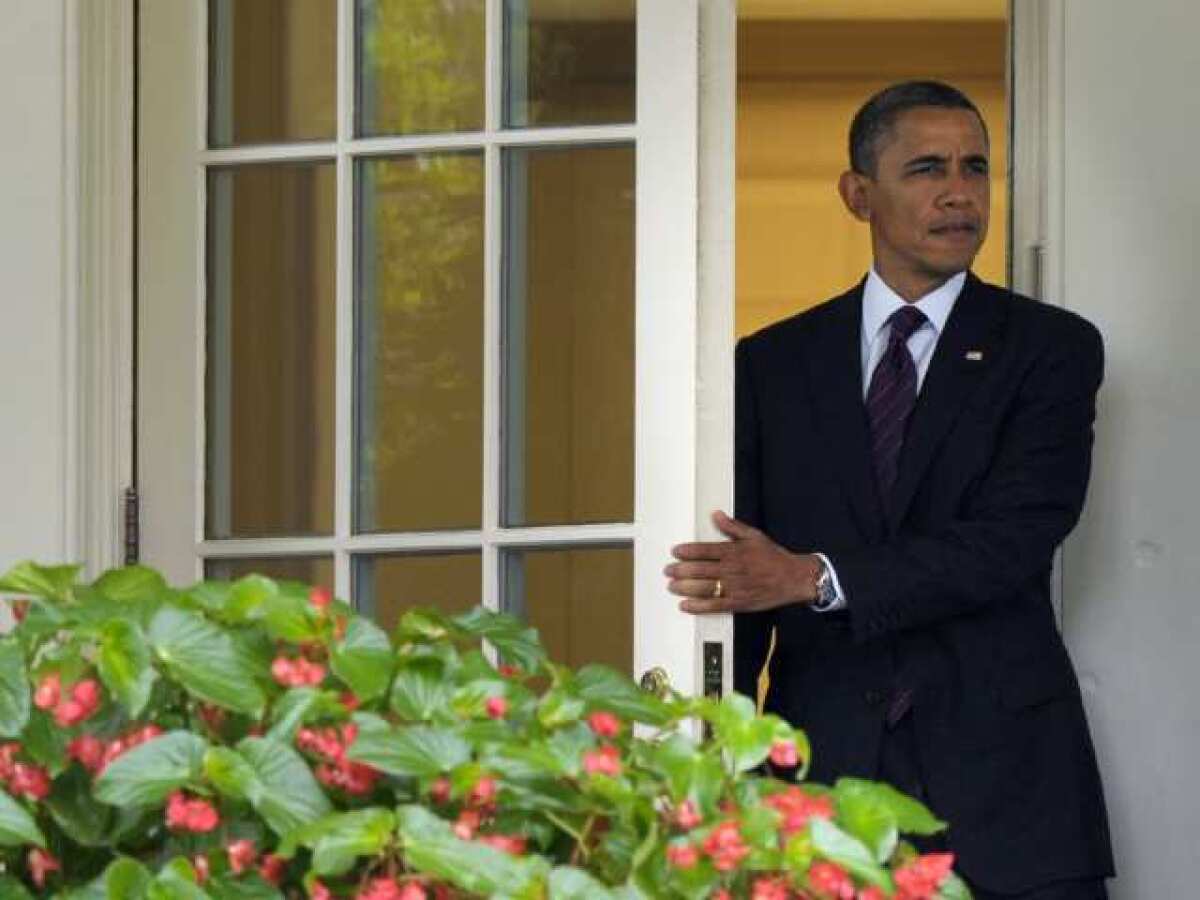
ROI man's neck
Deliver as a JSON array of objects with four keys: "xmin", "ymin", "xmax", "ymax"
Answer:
[{"xmin": 871, "ymin": 267, "xmax": 963, "ymax": 303}]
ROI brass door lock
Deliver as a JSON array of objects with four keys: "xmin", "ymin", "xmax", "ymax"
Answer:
[{"xmin": 639, "ymin": 666, "xmax": 671, "ymax": 699}]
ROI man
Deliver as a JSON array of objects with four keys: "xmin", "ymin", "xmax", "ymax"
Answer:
[{"xmin": 664, "ymin": 82, "xmax": 1114, "ymax": 899}]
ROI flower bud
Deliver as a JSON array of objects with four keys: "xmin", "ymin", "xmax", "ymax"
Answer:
[{"xmin": 33, "ymin": 673, "xmax": 61, "ymax": 710}]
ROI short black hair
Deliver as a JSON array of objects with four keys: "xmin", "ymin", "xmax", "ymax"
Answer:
[{"xmin": 848, "ymin": 80, "xmax": 988, "ymax": 176}]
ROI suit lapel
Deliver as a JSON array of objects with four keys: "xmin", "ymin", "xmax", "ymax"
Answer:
[
  {"xmin": 801, "ymin": 281, "xmax": 886, "ymax": 543},
  {"xmin": 886, "ymin": 273, "xmax": 1007, "ymax": 532}
]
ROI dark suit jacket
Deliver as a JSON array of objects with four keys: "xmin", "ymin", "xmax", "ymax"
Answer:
[{"xmin": 733, "ymin": 273, "xmax": 1115, "ymax": 893}]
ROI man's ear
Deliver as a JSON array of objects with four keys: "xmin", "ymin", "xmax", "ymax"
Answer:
[{"xmin": 838, "ymin": 170, "xmax": 871, "ymax": 222}]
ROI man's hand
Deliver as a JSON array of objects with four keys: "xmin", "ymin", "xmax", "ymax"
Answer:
[{"xmin": 664, "ymin": 510, "xmax": 821, "ymax": 614}]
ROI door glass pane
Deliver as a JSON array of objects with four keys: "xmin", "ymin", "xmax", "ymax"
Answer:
[
  {"xmin": 208, "ymin": 0, "xmax": 337, "ymax": 147},
  {"xmin": 504, "ymin": 0, "xmax": 636, "ymax": 128},
  {"xmin": 504, "ymin": 545, "xmax": 631, "ymax": 671},
  {"xmin": 357, "ymin": 0, "xmax": 485, "ymax": 137},
  {"xmin": 355, "ymin": 552, "xmax": 482, "ymax": 630},
  {"xmin": 355, "ymin": 153, "xmax": 485, "ymax": 533},
  {"xmin": 502, "ymin": 145, "xmax": 634, "ymax": 527},
  {"xmin": 207, "ymin": 163, "xmax": 336, "ymax": 538},
  {"xmin": 205, "ymin": 556, "xmax": 335, "ymax": 592}
]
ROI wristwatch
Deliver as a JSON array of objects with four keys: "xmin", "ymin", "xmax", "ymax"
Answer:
[{"xmin": 811, "ymin": 555, "xmax": 839, "ymax": 611}]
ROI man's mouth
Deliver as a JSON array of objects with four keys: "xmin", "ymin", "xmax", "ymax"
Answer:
[{"xmin": 929, "ymin": 222, "xmax": 978, "ymax": 236}]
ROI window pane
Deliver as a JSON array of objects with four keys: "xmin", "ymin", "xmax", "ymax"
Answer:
[
  {"xmin": 205, "ymin": 556, "xmax": 335, "ymax": 592},
  {"xmin": 208, "ymin": 0, "xmax": 337, "ymax": 147},
  {"xmin": 207, "ymin": 163, "xmax": 336, "ymax": 538},
  {"xmin": 504, "ymin": 545, "xmax": 631, "ymax": 672},
  {"xmin": 356, "ymin": 154, "xmax": 485, "ymax": 533},
  {"xmin": 504, "ymin": 0, "xmax": 635, "ymax": 128},
  {"xmin": 355, "ymin": 552, "xmax": 482, "ymax": 630},
  {"xmin": 357, "ymin": 0, "xmax": 485, "ymax": 136},
  {"xmin": 502, "ymin": 146, "xmax": 634, "ymax": 526}
]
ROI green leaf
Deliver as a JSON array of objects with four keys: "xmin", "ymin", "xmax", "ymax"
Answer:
[
  {"xmin": 0, "ymin": 786, "xmax": 46, "ymax": 847},
  {"xmin": 266, "ymin": 687, "xmax": 345, "ymax": 743},
  {"xmin": 94, "ymin": 731, "xmax": 208, "ymax": 806},
  {"xmin": 100, "ymin": 857, "xmax": 154, "ymax": 898},
  {"xmin": 238, "ymin": 737, "xmax": 333, "ymax": 837},
  {"xmin": 18, "ymin": 708, "xmax": 68, "ymax": 772},
  {"xmin": 395, "ymin": 608, "xmax": 455, "ymax": 642},
  {"xmin": 97, "ymin": 618, "xmax": 157, "ymax": 716},
  {"xmin": 810, "ymin": 817, "xmax": 894, "ymax": 892},
  {"xmin": 537, "ymin": 687, "xmax": 586, "ymax": 729},
  {"xmin": 0, "ymin": 560, "xmax": 80, "ymax": 601},
  {"xmin": 225, "ymin": 575, "xmax": 279, "ymax": 623},
  {"xmin": 453, "ymin": 607, "xmax": 546, "ymax": 672},
  {"xmin": 205, "ymin": 874, "xmax": 284, "ymax": 899},
  {"xmin": 396, "ymin": 805, "xmax": 549, "ymax": 896},
  {"xmin": 572, "ymin": 665, "xmax": 674, "ymax": 726},
  {"xmin": 286, "ymin": 808, "xmax": 396, "ymax": 877},
  {"xmin": 548, "ymin": 866, "xmax": 620, "ymax": 899},
  {"xmin": 46, "ymin": 764, "xmax": 114, "ymax": 846},
  {"xmin": 937, "ymin": 871, "xmax": 973, "ymax": 900},
  {"xmin": 833, "ymin": 780, "xmax": 898, "ymax": 864},
  {"xmin": 95, "ymin": 565, "xmax": 168, "ymax": 602},
  {"xmin": 0, "ymin": 876, "xmax": 34, "ymax": 899},
  {"xmin": 183, "ymin": 580, "xmax": 232, "ymax": 615},
  {"xmin": 347, "ymin": 724, "xmax": 471, "ymax": 778},
  {"xmin": 149, "ymin": 858, "xmax": 212, "ymax": 900},
  {"xmin": 0, "ymin": 636, "xmax": 31, "ymax": 738},
  {"xmin": 389, "ymin": 656, "xmax": 452, "ymax": 722},
  {"xmin": 260, "ymin": 587, "xmax": 321, "ymax": 644},
  {"xmin": 838, "ymin": 777, "xmax": 947, "ymax": 836},
  {"xmin": 149, "ymin": 607, "xmax": 266, "ymax": 716},
  {"xmin": 331, "ymin": 617, "xmax": 393, "ymax": 702}
]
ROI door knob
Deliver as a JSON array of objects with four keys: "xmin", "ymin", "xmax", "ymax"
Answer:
[{"xmin": 639, "ymin": 666, "xmax": 671, "ymax": 699}]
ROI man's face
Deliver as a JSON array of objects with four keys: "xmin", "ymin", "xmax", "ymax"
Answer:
[{"xmin": 845, "ymin": 106, "xmax": 991, "ymax": 295}]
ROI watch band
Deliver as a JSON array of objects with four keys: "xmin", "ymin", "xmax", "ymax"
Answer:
[{"xmin": 811, "ymin": 556, "xmax": 838, "ymax": 611}]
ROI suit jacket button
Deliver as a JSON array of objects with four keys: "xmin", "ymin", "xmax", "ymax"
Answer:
[{"xmin": 864, "ymin": 689, "xmax": 885, "ymax": 706}]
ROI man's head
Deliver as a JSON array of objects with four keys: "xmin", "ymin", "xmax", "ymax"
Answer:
[{"xmin": 838, "ymin": 81, "xmax": 991, "ymax": 299}]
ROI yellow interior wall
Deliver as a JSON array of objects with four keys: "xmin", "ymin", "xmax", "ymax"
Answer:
[{"xmin": 737, "ymin": 18, "xmax": 1009, "ymax": 337}]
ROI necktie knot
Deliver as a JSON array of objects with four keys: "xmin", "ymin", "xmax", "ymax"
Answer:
[{"xmin": 887, "ymin": 305, "xmax": 927, "ymax": 344}]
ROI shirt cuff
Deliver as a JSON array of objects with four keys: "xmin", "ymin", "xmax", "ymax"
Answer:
[{"xmin": 813, "ymin": 552, "xmax": 848, "ymax": 612}]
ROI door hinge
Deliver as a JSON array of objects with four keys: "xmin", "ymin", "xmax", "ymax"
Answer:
[
  {"xmin": 1031, "ymin": 242, "xmax": 1045, "ymax": 300},
  {"xmin": 122, "ymin": 486, "xmax": 139, "ymax": 565}
]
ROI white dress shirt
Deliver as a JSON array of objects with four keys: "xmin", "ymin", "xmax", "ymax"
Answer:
[{"xmin": 814, "ymin": 268, "xmax": 968, "ymax": 612}]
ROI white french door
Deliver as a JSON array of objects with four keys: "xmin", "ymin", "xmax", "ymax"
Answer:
[{"xmin": 137, "ymin": 0, "xmax": 736, "ymax": 699}]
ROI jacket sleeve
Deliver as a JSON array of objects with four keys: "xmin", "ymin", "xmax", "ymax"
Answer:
[
  {"xmin": 733, "ymin": 337, "xmax": 777, "ymax": 697},
  {"xmin": 830, "ymin": 317, "xmax": 1104, "ymax": 643}
]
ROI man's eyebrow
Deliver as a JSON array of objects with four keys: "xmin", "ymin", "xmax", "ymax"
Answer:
[{"xmin": 903, "ymin": 154, "xmax": 948, "ymax": 170}]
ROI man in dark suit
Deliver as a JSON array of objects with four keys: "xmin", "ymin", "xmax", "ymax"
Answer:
[{"xmin": 665, "ymin": 82, "xmax": 1114, "ymax": 899}]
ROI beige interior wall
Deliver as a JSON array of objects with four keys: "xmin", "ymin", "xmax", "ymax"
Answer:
[{"xmin": 737, "ymin": 18, "xmax": 1008, "ymax": 337}]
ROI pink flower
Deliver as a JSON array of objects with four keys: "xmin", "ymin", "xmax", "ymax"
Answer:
[
  {"xmin": 429, "ymin": 776, "xmax": 451, "ymax": 805},
  {"xmin": 666, "ymin": 842, "xmax": 700, "ymax": 869},
  {"xmin": 226, "ymin": 839, "xmax": 257, "ymax": 874},
  {"xmin": 808, "ymin": 861, "xmax": 856, "ymax": 899},
  {"xmin": 582, "ymin": 744, "xmax": 622, "ymax": 777},
  {"xmin": 67, "ymin": 734, "xmax": 105, "ymax": 773},
  {"xmin": 763, "ymin": 787, "xmax": 835, "ymax": 837},
  {"xmin": 893, "ymin": 852, "xmax": 955, "ymax": 900},
  {"xmin": 309, "ymin": 586, "xmax": 332, "ymax": 611},
  {"xmin": 751, "ymin": 876, "xmax": 791, "ymax": 900},
  {"xmin": 310, "ymin": 880, "xmax": 333, "ymax": 900},
  {"xmin": 192, "ymin": 854, "xmax": 210, "ymax": 884},
  {"xmin": 258, "ymin": 854, "xmax": 287, "ymax": 885},
  {"xmin": 9, "ymin": 763, "xmax": 51, "ymax": 801},
  {"xmin": 587, "ymin": 710, "xmax": 622, "ymax": 737},
  {"xmin": 397, "ymin": 884, "xmax": 428, "ymax": 900},
  {"xmin": 674, "ymin": 799, "xmax": 703, "ymax": 830},
  {"xmin": 469, "ymin": 776, "xmax": 498, "ymax": 807},
  {"xmin": 769, "ymin": 738, "xmax": 800, "ymax": 768},
  {"xmin": 701, "ymin": 820, "xmax": 750, "ymax": 872},
  {"xmin": 28, "ymin": 848, "xmax": 60, "ymax": 889},
  {"xmin": 454, "ymin": 809, "xmax": 482, "ymax": 840},
  {"xmin": 477, "ymin": 833, "xmax": 528, "ymax": 855},
  {"xmin": 165, "ymin": 791, "xmax": 220, "ymax": 832},
  {"xmin": 485, "ymin": 695, "xmax": 509, "ymax": 719},
  {"xmin": 33, "ymin": 673, "xmax": 61, "ymax": 710},
  {"xmin": 358, "ymin": 877, "xmax": 404, "ymax": 899}
]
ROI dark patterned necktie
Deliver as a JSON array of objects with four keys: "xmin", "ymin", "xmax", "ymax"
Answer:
[{"xmin": 866, "ymin": 305, "xmax": 928, "ymax": 502}]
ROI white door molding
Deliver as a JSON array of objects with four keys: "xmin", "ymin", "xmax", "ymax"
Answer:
[{"xmin": 64, "ymin": 0, "xmax": 136, "ymax": 575}]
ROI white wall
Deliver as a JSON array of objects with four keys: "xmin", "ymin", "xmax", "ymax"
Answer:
[
  {"xmin": 1059, "ymin": 1, "xmax": 1200, "ymax": 896},
  {"xmin": 0, "ymin": 1, "xmax": 68, "ymax": 578}
]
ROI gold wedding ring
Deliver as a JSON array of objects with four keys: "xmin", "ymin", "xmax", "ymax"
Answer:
[{"xmin": 713, "ymin": 578, "xmax": 724, "ymax": 599}]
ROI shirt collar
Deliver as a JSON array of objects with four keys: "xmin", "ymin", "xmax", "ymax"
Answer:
[{"xmin": 861, "ymin": 268, "xmax": 967, "ymax": 342}]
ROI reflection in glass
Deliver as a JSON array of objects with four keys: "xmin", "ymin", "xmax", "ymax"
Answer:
[
  {"xmin": 356, "ymin": 153, "xmax": 485, "ymax": 533},
  {"xmin": 502, "ymin": 146, "xmax": 634, "ymax": 527},
  {"xmin": 504, "ymin": 545, "xmax": 631, "ymax": 672},
  {"xmin": 206, "ymin": 163, "xmax": 336, "ymax": 538},
  {"xmin": 357, "ymin": 0, "xmax": 485, "ymax": 136},
  {"xmin": 205, "ymin": 556, "xmax": 335, "ymax": 593},
  {"xmin": 505, "ymin": 0, "xmax": 635, "ymax": 128},
  {"xmin": 355, "ymin": 552, "xmax": 482, "ymax": 630},
  {"xmin": 208, "ymin": 0, "xmax": 337, "ymax": 147}
]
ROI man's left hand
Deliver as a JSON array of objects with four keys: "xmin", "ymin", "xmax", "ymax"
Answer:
[{"xmin": 665, "ymin": 510, "xmax": 820, "ymax": 614}]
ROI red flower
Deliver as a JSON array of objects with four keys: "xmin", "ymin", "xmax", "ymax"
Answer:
[
  {"xmin": 808, "ymin": 861, "xmax": 855, "ymax": 899},
  {"xmin": 497, "ymin": 664, "xmax": 520, "ymax": 678},
  {"xmin": 226, "ymin": 839, "xmax": 257, "ymax": 874},
  {"xmin": 582, "ymin": 744, "xmax": 622, "ymax": 777},
  {"xmin": 769, "ymin": 739, "xmax": 800, "ymax": 768},
  {"xmin": 33, "ymin": 673, "xmax": 61, "ymax": 710},
  {"xmin": 674, "ymin": 799, "xmax": 703, "ymax": 830},
  {"xmin": 894, "ymin": 852, "xmax": 955, "ymax": 900},
  {"xmin": 10, "ymin": 599, "xmax": 29, "ymax": 622},
  {"xmin": 192, "ymin": 854, "xmax": 210, "ymax": 884},
  {"xmin": 54, "ymin": 679, "xmax": 103, "ymax": 727},
  {"xmin": 469, "ymin": 776, "xmax": 498, "ymax": 807},
  {"xmin": 309, "ymin": 586, "xmax": 332, "ymax": 611},
  {"xmin": 858, "ymin": 888, "xmax": 887, "ymax": 900},
  {"xmin": 587, "ymin": 710, "xmax": 622, "ymax": 737},
  {"xmin": 258, "ymin": 854, "xmax": 287, "ymax": 885},
  {"xmin": 711, "ymin": 890, "xmax": 733, "ymax": 899},
  {"xmin": 9, "ymin": 763, "xmax": 51, "ymax": 801},
  {"xmin": 666, "ymin": 842, "xmax": 700, "ymax": 869},
  {"xmin": 485, "ymin": 695, "xmax": 509, "ymax": 719},
  {"xmin": 429, "ymin": 776, "xmax": 451, "ymax": 805},
  {"xmin": 271, "ymin": 655, "xmax": 326, "ymax": 687},
  {"xmin": 0, "ymin": 742, "xmax": 19, "ymax": 780},
  {"xmin": 397, "ymin": 884, "xmax": 428, "ymax": 900},
  {"xmin": 454, "ymin": 809, "xmax": 482, "ymax": 840},
  {"xmin": 28, "ymin": 848, "xmax": 60, "ymax": 889},
  {"xmin": 751, "ymin": 876, "xmax": 791, "ymax": 900},
  {"xmin": 359, "ymin": 877, "xmax": 404, "ymax": 899},
  {"xmin": 340, "ymin": 691, "xmax": 361, "ymax": 711},
  {"xmin": 310, "ymin": 880, "xmax": 333, "ymax": 900},
  {"xmin": 165, "ymin": 791, "xmax": 220, "ymax": 833},
  {"xmin": 477, "ymin": 833, "xmax": 528, "ymax": 855},
  {"xmin": 763, "ymin": 787, "xmax": 834, "ymax": 837},
  {"xmin": 67, "ymin": 734, "xmax": 105, "ymax": 773},
  {"xmin": 701, "ymin": 820, "xmax": 750, "ymax": 872}
]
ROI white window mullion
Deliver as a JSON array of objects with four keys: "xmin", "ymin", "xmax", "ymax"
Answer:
[
  {"xmin": 190, "ymin": 1, "xmax": 211, "ymax": 582},
  {"xmin": 334, "ymin": 0, "xmax": 356, "ymax": 602}
]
